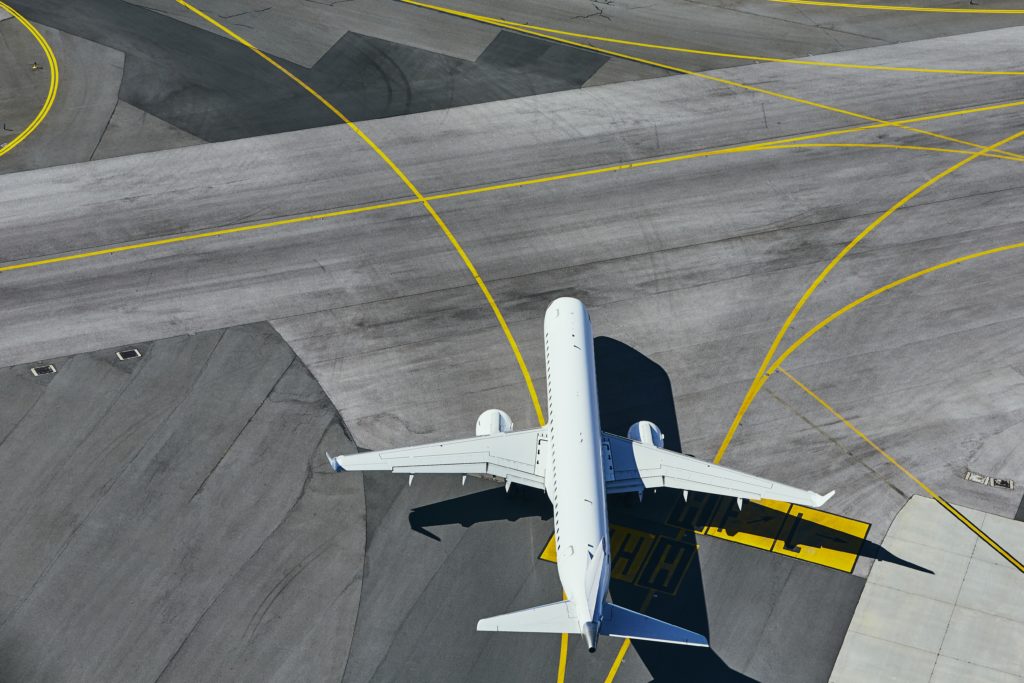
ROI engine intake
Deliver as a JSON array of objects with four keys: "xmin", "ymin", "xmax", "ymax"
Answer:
[
  {"xmin": 628, "ymin": 420, "xmax": 664, "ymax": 448},
  {"xmin": 476, "ymin": 409, "xmax": 514, "ymax": 436}
]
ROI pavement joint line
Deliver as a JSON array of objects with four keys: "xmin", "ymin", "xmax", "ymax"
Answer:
[
  {"xmin": 0, "ymin": 1, "xmax": 58, "ymax": 161},
  {"xmin": 712, "ymin": 127, "xmax": 1024, "ymax": 466},
  {"xmin": 175, "ymin": 0, "xmax": 547, "ymax": 426},
  {"xmin": 768, "ymin": 0, "xmax": 1024, "ymax": 12},
  {"xmin": 483, "ymin": 15, "xmax": 1024, "ymax": 76},
  {"xmin": 400, "ymin": 0, "xmax": 1024, "ymax": 163},
  {"xmin": 777, "ymin": 367, "xmax": 1024, "ymax": 574}
]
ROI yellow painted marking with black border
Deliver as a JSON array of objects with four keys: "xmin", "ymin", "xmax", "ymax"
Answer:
[
  {"xmin": 769, "ymin": 0, "xmax": 1024, "ymax": 12},
  {"xmin": 713, "ymin": 127, "xmax": 1024, "ymax": 465},
  {"xmin": 771, "ymin": 504, "xmax": 869, "ymax": 572},
  {"xmin": 483, "ymin": 15, "xmax": 1024, "ymax": 76},
  {"xmin": 175, "ymin": 0, "xmax": 545, "ymax": 426},
  {"xmin": 399, "ymin": 0, "xmax": 1024, "ymax": 163},
  {"xmin": 0, "ymin": 1, "xmax": 59, "ymax": 161},
  {"xmin": 779, "ymin": 368, "xmax": 1024, "ymax": 574}
]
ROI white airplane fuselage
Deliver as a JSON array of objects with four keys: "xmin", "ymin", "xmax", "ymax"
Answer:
[{"xmin": 543, "ymin": 297, "xmax": 610, "ymax": 651}]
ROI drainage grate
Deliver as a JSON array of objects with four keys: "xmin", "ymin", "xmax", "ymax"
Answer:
[
  {"xmin": 965, "ymin": 470, "xmax": 1015, "ymax": 490},
  {"xmin": 116, "ymin": 348, "xmax": 142, "ymax": 361},
  {"xmin": 30, "ymin": 364, "xmax": 56, "ymax": 376}
]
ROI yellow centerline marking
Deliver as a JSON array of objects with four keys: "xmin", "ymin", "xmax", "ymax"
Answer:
[
  {"xmin": 779, "ymin": 367, "xmax": 1024, "ymax": 573},
  {"xmin": 602, "ymin": 639, "xmax": 631, "ymax": 683},
  {"xmin": 0, "ymin": 1, "xmax": 59, "ymax": 161},
  {"xmin": 767, "ymin": 240, "xmax": 1024, "ymax": 373},
  {"xmin": 713, "ymin": 127, "xmax": 1024, "ymax": 464},
  {"xmin": 768, "ymin": 0, "xmax": 1024, "ymax": 12},
  {"xmin": 3, "ymin": 137, "xmax": 1018, "ymax": 276},
  {"xmin": 175, "ymin": 0, "xmax": 546, "ymax": 426},
  {"xmin": 399, "ymin": 0, "xmax": 1024, "ymax": 163},
  {"xmin": 483, "ymin": 15, "xmax": 1024, "ymax": 76}
]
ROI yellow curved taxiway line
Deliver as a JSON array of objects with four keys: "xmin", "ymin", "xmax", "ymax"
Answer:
[
  {"xmin": 0, "ymin": 1, "xmax": 59, "ymax": 161},
  {"xmin": 768, "ymin": 0, "xmax": 1024, "ymax": 12},
  {"xmin": 1, "ymin": 138, "xmax": 1019, "ymax": 278},
  {"xmin": 176, "ymin": 0, "xmax": 548, "ymax": 426},
  {"xmin": 399, "ymin": 0, "xmax": 1024, "ymax": 164},
  {"xmin": 713, "ymin": 128, "xmax": 1024, "ymax": 464},
  {"xmin": 481, "ymin": 15, "xmax": 1024, "ymax": 76}
]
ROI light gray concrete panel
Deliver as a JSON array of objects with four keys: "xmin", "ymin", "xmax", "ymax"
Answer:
[
  {"xmin": 848, "ymin": 583, "xmax": 954, "ymax": 653},
  {"xmin": 831, "ymin": 631, "xmax": 937, "ymax": 683},
  {"xmin": 938, "ymin": 606, "xmax": 1024, "ymax": 677},
  {"xmin": 930, "ymin": 654, "xmax": 1022, "ymax": 683}
]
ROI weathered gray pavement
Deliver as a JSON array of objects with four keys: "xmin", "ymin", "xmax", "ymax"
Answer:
[{"xmin": 2, "ymin": 16, "xmax": 1024, "ymax": 683}]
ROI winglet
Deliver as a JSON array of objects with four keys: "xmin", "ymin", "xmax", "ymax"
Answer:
[
  {"xmin": 811, "ymin": 490, "xmax": 836, "ymax": 508},
  {"xmin": 326, "ymin": 451, "xmax": 344, "ymax": 473}
]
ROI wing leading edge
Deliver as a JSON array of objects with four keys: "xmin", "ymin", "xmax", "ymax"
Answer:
[
  {"xmin": 603, "ymin": 432, "xmax": 834, "ymax": 508},
  {"xmin": 327, "ymin": 428, "xmax": 548, "ymax": 490}
]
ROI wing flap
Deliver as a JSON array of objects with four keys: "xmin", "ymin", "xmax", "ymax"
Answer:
[
  {"xmin": 603, "ymin": 432, "xmax": 834, "ymax": 508},
  {"xmin": 329, "ymin": 428, "xmax": 548, "ymax": 490}
]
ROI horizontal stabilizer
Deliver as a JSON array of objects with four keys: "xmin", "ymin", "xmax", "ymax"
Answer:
[
  {"xmin": 477, "ymin": 600, "xmax": 581, "ymax": 634},
  {"xmin": 599, "ymin": 603, "xmax": 708, "ymax": 647}
]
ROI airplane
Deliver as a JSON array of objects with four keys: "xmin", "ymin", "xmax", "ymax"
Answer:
[{"xmin": 326, "ymin": 297, "xmax": 834, "ymax": 652}]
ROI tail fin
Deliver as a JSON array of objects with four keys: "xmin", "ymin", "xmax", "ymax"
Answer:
[
  {"xmin": 600, "ymin": 604, "xmax": 708, "ymax": 647},
  {"xmin": 477, "ymin": 600, "xmax": 581, "ymax": 634}
]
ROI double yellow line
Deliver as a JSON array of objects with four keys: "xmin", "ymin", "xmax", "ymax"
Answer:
[{"xmin": 0, "ymin": 2, "xmax": 58, "ymax": 161}]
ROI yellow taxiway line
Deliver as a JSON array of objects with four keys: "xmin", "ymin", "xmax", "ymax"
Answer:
[
  {"xmin": 175, "ymin": 0, "xmax": 546, "ymax": 426},
  {"xmin": 2, "ymin": 137, "xmax": 1018, "ymax": 277},
  {"xmin": 779, "ymin": 368, "xmax": 1024, "ymax": 573},
  {"xmin": 768, "ymin": 0, "xmax": 1024, "ymax": 12},
  {"xmin": 712, "ymin": 127, "xmax": 1024, "ymax": 465},
  {"xmin": 399, "ymin": 0, "xmax": 1024, "ymax": 164},
  {"xmin": 479, "ymin": 15, "xmax": 1024, "ymax": 76},
  {"xmin": 0, "ymin": 1, "xmax": 59, "ymax": 161}
]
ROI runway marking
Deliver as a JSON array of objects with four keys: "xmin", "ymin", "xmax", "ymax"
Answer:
[
  {"xmin": 713, "ymin": 127, "xmax": 1024, "ymax": 465},
  {"xmin": 472, "ymin": 15, "xmax": 1024, "ymax": 76},
  {"xmin": 779, "ymin": 368, "xmax": 1024, "ymax": 573},
  {"xmin": 4, "ymin": 135, "xmax": 1019, "ymax": 275},
  {"xmin": 175, "ymin": 0, "xmax": 546, "ymax": 427},
  {"xmin": 557, "ymin": 592, "xmax": 569, "ymax": 683},
  {"xmin": 400, "ymin": 0, "xmax": 1024, "ymax": 163},
  {"xmin": 768, "ymin": 0, "xmax": 1024, "ymax": 12},
  {"xmin": 0, "ymin": 1, "xmax": 59, "ymax": 161}
]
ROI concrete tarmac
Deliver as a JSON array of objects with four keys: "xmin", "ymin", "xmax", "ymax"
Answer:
[{"xmin": 2, "ymin": 13, "xmax": 1023, "ymax": 683}]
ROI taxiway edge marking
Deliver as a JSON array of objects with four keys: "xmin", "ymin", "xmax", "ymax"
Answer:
[
  {"xmin": 0, "ymin": 1, "xmax": 59, "ymax": 161},
  {"xmin": 778, "ymin": 368, "xmax": 1024, "ymax": 574}
]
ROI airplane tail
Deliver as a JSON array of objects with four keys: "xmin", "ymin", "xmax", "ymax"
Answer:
[
  {"xmin": 476, "ymin": 600, "xmax": 708, "ymax": 648},
  {"xmin": 600, "ymin": 603, "xmax": 709, "ymax": 647}
]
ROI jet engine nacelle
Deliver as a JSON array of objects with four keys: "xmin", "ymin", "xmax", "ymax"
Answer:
[
  {"xmin": 476, "ymin": 409, "xmax": 514, "ymax": 436},
  {"xmin": 628, "ymin": 420, "xmax": 665, "ymax": 448}
]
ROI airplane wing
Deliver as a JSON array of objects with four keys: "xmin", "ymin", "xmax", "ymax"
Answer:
[
  {"xmin": 327, "ymin": 428, "xmax": 548, "ymax": 490},
  {"xmin": 602, "ymin": 432, "xmax": 834, "ymax": 508}
]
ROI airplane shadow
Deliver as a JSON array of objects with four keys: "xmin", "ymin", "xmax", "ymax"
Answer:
[{"xmin": 405, "ymin": 336, "xmax": 928, "ymax": 681}]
